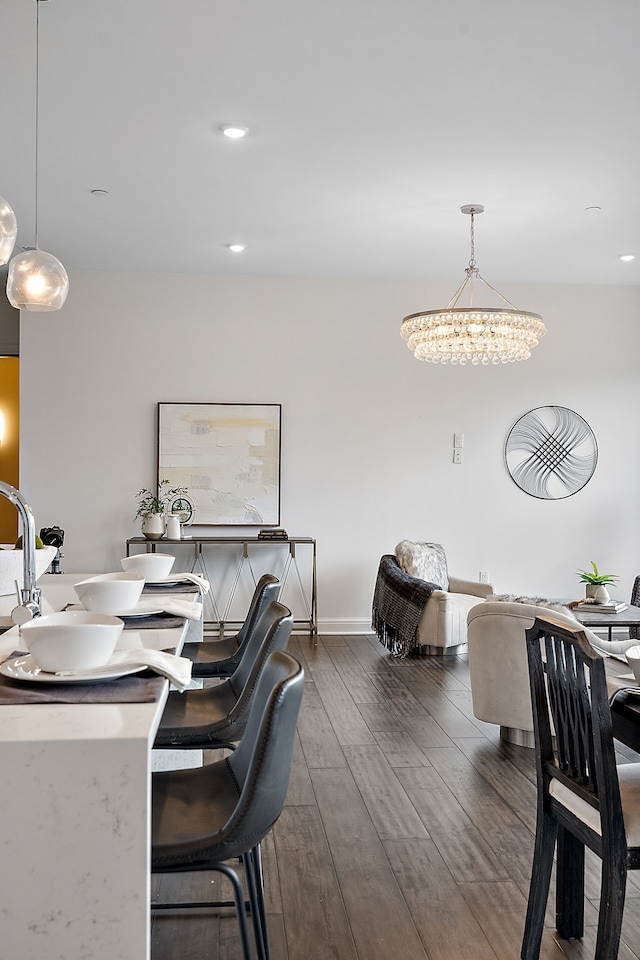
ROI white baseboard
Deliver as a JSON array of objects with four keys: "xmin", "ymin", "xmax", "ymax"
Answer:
[{"xmin": 317, "ymin": 618, "xmax": 374, "ymax": 635}]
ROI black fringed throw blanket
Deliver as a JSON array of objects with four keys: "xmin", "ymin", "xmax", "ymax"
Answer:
[{"xmin": 371, "ymin": 555, "xmax": 438, "ymax": 658}]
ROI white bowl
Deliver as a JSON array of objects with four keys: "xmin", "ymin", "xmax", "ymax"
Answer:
[
  {"xmin": 120, "ymin": 553, "xmax": 175, "ymax": 580},
  {"xmin": 19, "ymin": 611, "xmax": 124, "ymax": 673},
  {"xmin": 626, "ymin": 646, "xmax": 640, "ymax": 684},
  {"xmin": 74, "ymin": 572, "xmax": 145, "ymax": 614},
  {"xmin": 0, "ymin": 545, "xmax": 58, "ymax": 596}
]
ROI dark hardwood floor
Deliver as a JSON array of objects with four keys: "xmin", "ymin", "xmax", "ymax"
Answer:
[{"xmin": 151, "ymin": 633, "xmax": 640, "ymax": 960}]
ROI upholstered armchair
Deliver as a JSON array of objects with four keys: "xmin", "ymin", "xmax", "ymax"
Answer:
[
  {"xmin": 467, "ymin": 599, "xmax": 639, "ymax": 746},
  {"xmin": 372, "ymin": 541, "xmax": 493, "ymax": 657}
]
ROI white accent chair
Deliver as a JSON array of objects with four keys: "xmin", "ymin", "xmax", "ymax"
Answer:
[
  {"xmin": 372, "ymin": 541, "xmax": 493, "ymax": 656},
  {"xmin": 467, "ymin": 600, "xmax": 639, "ymax": 747}
]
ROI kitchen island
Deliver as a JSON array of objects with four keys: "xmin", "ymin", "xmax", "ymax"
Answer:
[{"xmin": 0, "ymin": 574, "xmax": 202, "ymax": 960}]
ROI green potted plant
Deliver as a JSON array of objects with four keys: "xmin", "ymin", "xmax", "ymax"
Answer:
[
  {"xmin": 134, "ymin": 480, "xmax": 187, "ymax": 540},
  {"xmin": 577, "ymin": 561, "xmax": 619, "ymax": 600}
]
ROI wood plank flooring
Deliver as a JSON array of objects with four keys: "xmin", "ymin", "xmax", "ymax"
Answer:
[{"xmin": 151, "ymin": 633, "xmax": 640, "ymax": 960}]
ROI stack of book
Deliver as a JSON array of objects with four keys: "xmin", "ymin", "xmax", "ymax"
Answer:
[
  {"xmin": 258, "ymin": 528, "xmax": 289, "ymax": 540},
  {"xmin": 574, "ymin": 599, "xmax": 628, "ymax": 614}
]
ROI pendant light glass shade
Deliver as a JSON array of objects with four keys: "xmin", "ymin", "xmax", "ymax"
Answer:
[
  {"xmin": 0, "ymin": 196, "xmax": 18, "ymax": 265},
  {"xmin": 6, "ymin": 248, "xmax": 69, "ymax": 311},
  {"xmin": 5, "ymin": 0, "xmax": 68, "ymax": 312}
]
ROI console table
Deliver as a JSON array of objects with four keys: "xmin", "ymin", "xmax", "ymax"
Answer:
[{"xmin": 126, "ymin": 535, "xmax": 317, "ymax": 638}]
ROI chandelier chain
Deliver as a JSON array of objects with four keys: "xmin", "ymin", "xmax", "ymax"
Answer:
[{"xmin": 34, "ymin": 0, "xmax": 41, "ymax": 248}]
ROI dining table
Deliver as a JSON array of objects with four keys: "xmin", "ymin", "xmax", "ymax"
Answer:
[{"xmin": 0, "ymin": 572, "xmax": 204, "ymax": 960}]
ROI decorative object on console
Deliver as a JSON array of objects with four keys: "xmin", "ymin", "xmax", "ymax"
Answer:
[
  {"xmin": 169, "ymin": 494, "xmax": 195, "ymax": 525},
  {"xmin": 164, "ymin": 514, "xmax": 181, "ymax": 540},
  {"xmin": 400, "ymin": 204, "xmax": 545, "ymax": 365},
  {"xmin": 6, "ymin": 0, "xmax": 69, "ymax": 312},
  {"xmin": 577, "ymin": 560, "xmax": 618, "ymax": 599},
  {"xmin": 505, "ymin": 405, "xmax": 597, "ymax": 499},
  {"xmin": 158, "ymin": 402, "xmax": 281, "ymax": 526},
  {"xmin": 134, "ymin": 479, "xmax": 187, "ymax": 540},
  {"xmin": 258, "ymin": 528, "xmax": 288, "ymax": 540}
]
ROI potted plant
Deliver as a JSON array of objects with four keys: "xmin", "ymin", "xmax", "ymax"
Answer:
[
  {"xmin": 577, "ymin": 561, "xmax": 619, "ymax": 601},
  {"xmin": 134, "ymin": 480, "xmax": 187, "ymax": 540}
]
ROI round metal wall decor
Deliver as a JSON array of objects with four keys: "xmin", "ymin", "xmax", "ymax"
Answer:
[{"xmin": 504, "ymin": 406, "xmax": 598, "ymax": 500}]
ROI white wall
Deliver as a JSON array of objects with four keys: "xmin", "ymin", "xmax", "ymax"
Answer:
[{"xmin": 17, "ymin": 271, "xmax": 640, "ymax": 631}]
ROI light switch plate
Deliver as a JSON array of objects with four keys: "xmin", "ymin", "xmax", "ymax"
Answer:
[{"xmin": 454, "ymin": 433, "xmax": 464, "ymax": 448}]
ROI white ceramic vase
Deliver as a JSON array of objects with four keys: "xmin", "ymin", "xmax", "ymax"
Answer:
[
  {"xmin": 593, "ymin": 585, "xmax": 611, "ymax": 605},
  {"xmin": 165, "ymin": 514, "xmax": 181, "ymax": 540},
  {"xmin": 142, "ymin": 512, "xmax": 165, "ymax": 540}
]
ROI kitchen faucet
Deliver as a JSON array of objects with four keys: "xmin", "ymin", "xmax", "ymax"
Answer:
[{"xmin": 0, "ymin": 480, "xmax": 41, "ymax": 622}]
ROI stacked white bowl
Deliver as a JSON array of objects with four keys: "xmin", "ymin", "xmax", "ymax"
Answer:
[
  {"xmin": 74, "ymin": 572, "xmax": 145, "ymax": 614},
  {"xmin": 19, "ymin": 611, "xmax": 124, "ymax": 673}
]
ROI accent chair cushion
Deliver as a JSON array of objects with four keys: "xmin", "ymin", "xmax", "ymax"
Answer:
[{"xmin": 395, "ymin": 541, "xmax": 449, "ymax": 591}]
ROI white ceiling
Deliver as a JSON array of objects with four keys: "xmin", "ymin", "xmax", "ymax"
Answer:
[{"xmin": 2, "ymin": 0, "xmax": 639, "ymax": 286}]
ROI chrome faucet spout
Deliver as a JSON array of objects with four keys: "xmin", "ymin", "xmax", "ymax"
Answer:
[{"xmin": 0, "ymin": 480, "xmax": 41, "ymax": 621}]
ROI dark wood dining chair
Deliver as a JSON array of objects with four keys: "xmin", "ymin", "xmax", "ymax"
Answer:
[
  {"xmin": 629, "ymin": 575, "xmax": 640, "ymax": 640},
  {"xmin": 181, "ymin": 573, "xmax": 280, "ymax": 677},
  {"xmin": 521, "ymin": 615, "xmax": 640, "ymax": 960}
]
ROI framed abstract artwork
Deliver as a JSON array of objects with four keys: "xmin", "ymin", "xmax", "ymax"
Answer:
[
  {"xmin": 504, "ymin": 405, "xmax": 598, "ymax": 500},
  {"xmin": 158, "ymin": 402, "xmax": 282, "ymax": 525}
]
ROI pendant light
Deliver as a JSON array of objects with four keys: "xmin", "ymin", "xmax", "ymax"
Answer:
[
  {"xmin": 0, "ymin": 197, "xmax": 18, "ymax": 265},
  {"xmin": 7, "ymin": 0, "xmax": 69, "ymax": 312},
  {"xmin": 400, "ymin": 205, "xmax": 545, "ymax": 365}
]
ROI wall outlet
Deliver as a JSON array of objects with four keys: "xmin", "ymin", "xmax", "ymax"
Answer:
[
  {"xmin": 453, "ymin": 448, "xmax": 463, "ymax": 464},
  {"xmin": 479, "ymin": 571, "xmax": 490, "ymax": 584}
]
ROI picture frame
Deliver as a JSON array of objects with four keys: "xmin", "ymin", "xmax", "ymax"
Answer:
[{"xmin": 158, "ymin": 402, "xmax": 282, "ymax": 526}]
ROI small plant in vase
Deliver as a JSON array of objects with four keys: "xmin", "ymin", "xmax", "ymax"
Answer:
[
  {"xmin": 577, "ymin": 561, "xmax": 619, "ymax": 603},
  {"xmin": 134, "ymin": 480, "xmax": 187, "ymax": 540}
]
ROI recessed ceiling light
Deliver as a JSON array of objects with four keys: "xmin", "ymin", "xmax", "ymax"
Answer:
[
  {"xmin": 585, "ymin": 205, "xmax": 601, "ymax": 212},
  {"xmin": 220, "ymin": 125, "xmax": 249, "ymax": 140},
  {"xmin": 91, "ymin": 189, "xmax": 109, "ymax": 197},
  {"xmin": 618, "ymin": 253, "xmax": 635, "ymax": 262},
  {"xmin": 225, "ymin": 243, "xmax": 246, "ymax": 253}
]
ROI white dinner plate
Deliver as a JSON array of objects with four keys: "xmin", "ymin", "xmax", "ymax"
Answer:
[
  {"xmin": 0, "ymin": 652, "xmax": 147, "ymax": 685},
  {"xmin": 67, "ymin": 600, "xmax": 164, "ymax": 618}
]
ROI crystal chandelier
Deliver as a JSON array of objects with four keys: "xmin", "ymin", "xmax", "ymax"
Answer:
[
  {"xmin": 6, "ymin": 0, "xmax": 69, "ymax": 312},
  {"xmin": 400, "ymin": 205, "xmax": 545, "ymax": 365}
]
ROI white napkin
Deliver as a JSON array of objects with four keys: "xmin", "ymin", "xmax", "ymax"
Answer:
[
  {"xmin": 56, "ymin": 649, "xmax": 193, "ymax": 692},
  {"xmin": 162, "ymin": 599, "xmax": 202, "ymax": 620},
  {"xmin": 155, "ymin": 573, "xmax": 210, "ymax": 594}
]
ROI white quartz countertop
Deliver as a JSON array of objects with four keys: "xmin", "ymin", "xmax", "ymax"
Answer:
[
  {"xmin": 0, "ymin": 572, "xmax": 199, "ymax": 959},
  {"xmin": 0, "ymin": 573, "xmax": 188, "ymax": 741}
]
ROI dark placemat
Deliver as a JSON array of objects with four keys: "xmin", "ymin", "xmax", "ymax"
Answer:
[
  {"xmin": 0, "ymin": 647, "xmax": 176, "ymax": 704},
  {"xmin": 142, "ymin": 581, "xmax": 201, "ymax": 596},
  {"xmin": 122, "ymin": 612, "xmax": 185, "ymax": 630},
  {"xmin": 0, "ymin": 668, "xmax": 164, "ymax": 704}
]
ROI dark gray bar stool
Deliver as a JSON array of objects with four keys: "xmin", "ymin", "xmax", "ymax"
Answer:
[
  {"xmin": 152, "ymin": 650, "xmax": 304, "ymax": 960},
  {"xmin": 154, "ymin": 600, "xmax": 292, "ymax": 749},
  {"xmin": 182, "ymin": 573, "xmax": 280, "ymax": 677}
]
